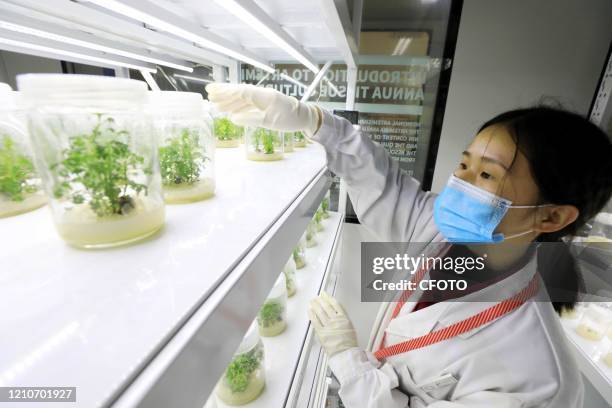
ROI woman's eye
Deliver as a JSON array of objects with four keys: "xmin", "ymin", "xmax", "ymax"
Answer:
[
  {"xmin": 480, "ymin": 171, "xmax": 493, "ymax": 180},
  {"xmin": 459, "ymin": 163, "xmax": 467, "ymax": 170}
]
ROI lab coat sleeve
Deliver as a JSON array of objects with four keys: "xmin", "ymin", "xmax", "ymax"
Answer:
[
  {"xmin": 311, "ymin": 110, "xmax": 440, "ymax": 242},
  {"xmin": 328, "ymin": 348, "xmax": 410, "ymax": 408}
]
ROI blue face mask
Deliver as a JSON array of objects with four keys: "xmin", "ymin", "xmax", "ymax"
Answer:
[{"xmin": 433, "ymin": 175, "xmax": 545, "ymax": 243}]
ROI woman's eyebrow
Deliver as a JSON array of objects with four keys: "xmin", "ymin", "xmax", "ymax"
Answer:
[{"xmin": 462, "ymin": 150, "xmax": 510, "ymax": 171}]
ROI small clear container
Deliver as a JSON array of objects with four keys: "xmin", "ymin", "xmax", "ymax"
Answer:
[
  {"xmin": 305, "ymin": 222, "xmax": 317, "ymax": 248},
  {"xmin": 0, "ymin": 84, "xmax": 46, "ymax": 217},
  {"xmin": 257, "ymin": 273, "xmax": 288, "ymax": 337},
  {"xmin": 293, "ymin": 131, "xmax": 307, "ymax": 148},
  {"xmin": 283, "ymin": 256, "xmax": 297, "ymax": 297},
  {"xmin": 575, "ymin": 303, "xmax": 612, "ymax": 341},
  {"xmin": 213, "ymin": 112, "xmax": 243, "ymax": 148},
  {"xmin": 314, "ymin": 208, "xmax": 325, "ymax": 232},
  {"xmin": 215, "ymin": 322, "xmax": 266, "ymax": 405},
  {"xmin": 245, "ymin": 127, "xmax": 284, "ymax": 161},
  {"xmin": 18, "ymin": 74, "xmax": 165, "ymax": 248},
  {"xmin": 293, "ymin": 237, "xmax": 307, "ymax": 269},
  {"xmin": 283, "ymin": 131, "xmax": 294, "ymax": 153},
  {"xmin": 150, "ymin": 91, "xmax": 215, "ymax": 204},
  {"xmin": 321, "ymin": 190, "xmax": 330, "ymax": 219}
]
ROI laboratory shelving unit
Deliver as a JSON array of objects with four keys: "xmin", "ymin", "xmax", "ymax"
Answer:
[{"xmin": 0, "ymin": 1, "xmax": 363, "ymax": 407}]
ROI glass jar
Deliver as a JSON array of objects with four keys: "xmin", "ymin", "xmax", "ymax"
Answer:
[
  {"xmin": 257, "ymin": 273, "xmax": 288, "ymax": 337},
  {"xmin": 293, "ymin": 131, "xmax": 307, "ymax": 148},
  {"xmin": 215, "ymin": 322, "xmax": 266, "ymax": 405},
  {"xmin": 213, "ymin": 112, "xmax": 242, "ymax": 148},
  {"xmin": 283, "ymin": 256, "xmax": 297, "ymax": 297},
  {"xmin": 283, "ymin": 131, "xmax": 294, "ymax": 153},
  {"xmin": 305, "ymin": 222, "xmax": 317, "ymax": 248},
  {"xmin": 150, "ymin": 91, "xmax": 215, "ymax": 204},
  {"xmin": 245, "ymin": 127, "xmax": 284, "ymax": 161},
  {"xmin": 575, "ymin": 303, "xmax": 612, "ymax": 341},
  {"xmin": 293, "ymin": 237, "xmax": 307, "ymax": 269},
  {"xmin": 18, "ymin": 74, "xmax": 165, "ymax": 248},
  {"xmin": 0, "ymin": 84, "xmax": 46, "ymax": 217},
  {"xmin": 321, "ymin": 190, "xmax": 330, "ymax": 219},
  {"xmin": 314, "ymin": 208, "xmax": 325, "ymax": 232}
]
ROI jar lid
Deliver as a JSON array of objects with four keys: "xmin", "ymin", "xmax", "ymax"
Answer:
[
  {"xmin": 148, "ymin": 91, "xmax": 203, "ymax": 116},
  {"xmin": 17, "ymin": 74, "xmax": 147, "ymax": 107}
]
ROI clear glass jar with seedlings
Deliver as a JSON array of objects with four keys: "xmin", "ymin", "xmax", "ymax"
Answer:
[
  {"xmin": 314, "ymin": 208, "xmax": 324, "ymax": 232},
  {"xmin": 214, "ymin": 113, "xmax": 243, "ymax": 148},
  {"xmin": 0, "ymin": 84, "xmax": 46, "ymax": 217},
  {"xmin": 305, "ymin": 222, "xmax": 317, "ymax": 248},
  {"xmin": 293, "ymin": 131, "xmax": 307, "ymax": 148},
  {"xmin": 215, "ymin": 322, "xmax": 266, "ymax": 405},
  {"xmin": 283, "ymin": 256, "xmax": 297, "ymax": 297},
  {"xmin": 283, "ymin": 131, "xmax": 294, "ymax": 153},
  {"xmin": 293, "ymin": 236, "xmax": 307, "ymax": 269},
  {"xmin": 18, "ymin": 74, "xmax": 165, "ymax": 248},
  {"xmin": 245, "ymin": 127, "xmax": 284, "ymax": 161},
  {"xmin": 151, "ymin": 91, "xmax": 215, "ymax": 204},
  {"xmin": 321, "ymin": 190, "xmax": 330, "ymax": 218},
  {"xmin": 257, "ymin": 273, "xmax": 288, "ymax": 337}
]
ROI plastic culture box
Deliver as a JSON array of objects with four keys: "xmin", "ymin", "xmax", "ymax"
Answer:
[
  {"xmin": 151, "ymin": 92, "xmax": 215, "ymax": 204},
  {"xmin": 215, "ymin": 322, "xmax": 266, "ymax": 405},
  {"xmin": 283, "ymin": 131, "xmax": 295, "ymax": 153},
  {"xmin": 575, "ymin": 303, "xmax": 612, "ymax": 341},
  {"xmin": 257, "ymin": 273, "xmax": 288, "ymax": 337},
  {"xmin": 283, "ymin": 256, "xmax": 297, "ymax": 297},
  {"xmin": 18, "ymin": 74, "xmax": 165, "ymax": 248},
  {"xmin": 214, "ymin": 114, "xmax": 242, "ymax": 148},
  {"xmin": 246, "ymin": 127, "xmax": 284, "ymax": 161},
  {"xmin": 293, "ymin": 131, "xmax": 307, "ymax": 148},
  {"xmin": 0, "ymin": 84, "xmax": 46, "ymax": 217},
  {"xmin": 293, "ymin": 236, "xmax": 307, "ymax": 269}
]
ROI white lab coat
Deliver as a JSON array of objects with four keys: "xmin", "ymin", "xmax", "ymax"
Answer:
[{"xmin": 311, "ymin": 111, "xmax": 584, "ymax": 407}]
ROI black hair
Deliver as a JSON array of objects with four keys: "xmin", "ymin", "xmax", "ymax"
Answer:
[{"xmin": 478, "ymin": 106, "xmax": 612, "ymax": 313}]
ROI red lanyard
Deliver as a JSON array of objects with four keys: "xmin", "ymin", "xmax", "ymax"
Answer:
[{"xmin": 374, "ymin": 271, "xmax": 540, "ymax": 361}]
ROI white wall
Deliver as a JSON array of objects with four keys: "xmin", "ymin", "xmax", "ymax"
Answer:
[{"xmin": 432, "ymin": 0, "xmax": 612, "ymax": 193}]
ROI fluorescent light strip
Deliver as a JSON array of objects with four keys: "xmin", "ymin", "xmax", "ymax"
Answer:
[
  {"xmin": 142, "ymin": 70, "xmax": 160, "ymax": 90},
  {"xmin": 0, "ymin": 36, "xmax": 156, "ymax": 72},
  {"xmin": 85, "ymin": 0, "xmax": 276, "ymax": 73},
  {"xmin": 392, "ymin": 38, "xmax": 407, "ymax": 56},
  {"xmin": 174, "ymin": 74, "xmax": 213, "ymax": 84},
  {"xmin": 280, "ymin": 73, "xmax": 308, "ymax": 89},
  {"xmin": 0, "ymin": 20, "xmax": 192, "ymax": 72},
  {"xmin": 215, "ymin": 0, "xmax": 319, "ymax": 74}
]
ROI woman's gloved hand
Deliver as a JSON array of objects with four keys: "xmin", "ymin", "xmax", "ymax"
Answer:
[
  {"xmin": 205, "ymin": 83, "xmax": 321, "ymax": 136},
  {"xmin": 308, "ymin": 292, "xmax": 358, "ymax": 357}
]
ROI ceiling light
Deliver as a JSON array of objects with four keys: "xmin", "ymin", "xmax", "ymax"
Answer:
[
  {"xmin": 0, "ymin": 20, "xmax": 192, "ymax": 72},
  {"xmin": 85, "ymin": 0, "xmax": 276, "ymax": 73},
  {"xmin": 0, "ymin": 36, "xmax": 156, "ymax": 72},
  {"xmin": 214, "ymin": 0, "xmax": 319, "ymax": 74}
]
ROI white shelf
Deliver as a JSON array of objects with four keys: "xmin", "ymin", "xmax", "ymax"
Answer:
[
  {"xmin": 560, "ymin": 318, "xmax": 612, "ymax": 405},
  {"xmin": 211, "ymin": 212, "xmax": 343, "ymax": 408},
  {"xmin": 0, "ymin": 145, "xmax": 329, "ymax": 408}
]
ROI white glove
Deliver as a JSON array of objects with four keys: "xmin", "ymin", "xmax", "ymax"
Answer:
[
  {"xmin": 205, "ymin": 83, "xmax": 322, "ymax": 136},
  {"xmin": 308, "ymin": 291, "xmax": 358, "ymax": 357}
]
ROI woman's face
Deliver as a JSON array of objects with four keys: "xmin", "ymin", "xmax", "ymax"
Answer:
[{"xmin": 453, "ymin": 124, "xmax": 541, "ymax": 239}]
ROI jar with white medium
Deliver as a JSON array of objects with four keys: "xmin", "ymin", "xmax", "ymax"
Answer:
[
  {"xmin": 283, "ymin": 131, "xmax": 294, "ymax": 153},
  {"xmin": 305, "ymin": 222, "xmax": 317, "ymax": 248},
  {"xmin": 321, "ymin": 190, "xmax": 330, "ymax": 218},
  {"xmin": 293, "ymin": 236, "xmax": 307, "ymax": 269},
  {"xmin": 245, "ymin": 127, "xmax": 284, "ymax": 161},
  {"xmin": 293, "ymin": 131, "xmax": 307, "ymax": 148},
  {"xmin": 283, "ymin": 256, "xmax": 297, "ymax": 297},
  {"xmin": 150, "ymin": 91, "xmax": 215, "ymax": 204},
  {"xmin": 213, "ymin": 112, "xmax": 242, "ymax": 148},
  {"xmin": 0, "ymin": 83, "xmax": 46, "ymax": 217},
  {"xmin": 215, "ymin": 322, "xmax": 266, "ymax": 405},
  {"xmin": 257, "ymin": 273, "xmax": 288, "ymax": 337},
  {"xmin": 575, "ymin": 303, "xmax": 612, "ymax": 341},
  {"xmin": 18, "ymin": 74, "xmax": 165, "ymax": 248}
]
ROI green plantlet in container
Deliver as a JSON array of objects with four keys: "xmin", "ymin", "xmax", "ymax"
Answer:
[
  {"xmin": 159, "ymin": 128, "xmax": 206, "ymax": 186},
  {"xmin": 224, "ymin": 348, "xmax": 263, "ymax": 393},
  {"xmin": 257, "ymin": 298, "xmax": 287, "ymax": 337},
  {"xmin": 294, "ymin": 131, "xmax": 306, "ymax": 147},
  {"xmin": 252, "ymin": 128, "xmax": 276, "ymax": 154},
  {"xmin": 322, "ymin": 196, "xmax": 330, "ymax": 216},
  {"xmin": 0, "ymin": 135, "xmax": 38, "ymax": 202},
  {"xmin": 214, "ymin": 117, "xmax": 242, "ymax": 148},
  {"xmin": 51, "ymin": 115, "xmax": 149, "ymax": 218}
]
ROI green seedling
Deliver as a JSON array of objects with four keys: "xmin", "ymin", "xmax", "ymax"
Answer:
[
  {"xmin": 159, "ymin": 128, "xmax": 207, "ymax": 186},
  {"xmin": 0, "ymin": 135, "xmax": 37, "ymax": 202},
  {"xmin": 322, "ymin": 197, "xmax": 329, "ymax": 213},
  {"xmin": 214, "ymin": 117, "xmax": 241, "ymax": 141},
  {"xmin": 224, "ymin": 347, "xmax": 263, "ymax": 393},
  {"xmin": 52, "ymin": 114, "xmax": 149, "ymax": 218},
  {"xmin": 252, "ymin": 128, "xmax": 276, "ymax": 154},
  {"xmin": 294, "ymin": 132, "xmax": 305, "ymax": 143},
  {"xmin": 257, "ymin": 299, "xmax": 284, "ymax": 328}
]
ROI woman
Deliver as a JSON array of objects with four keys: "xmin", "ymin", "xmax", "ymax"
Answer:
[{"xmin": 207, "ymin": 83, "xmax": 612, "ymax": 407}]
